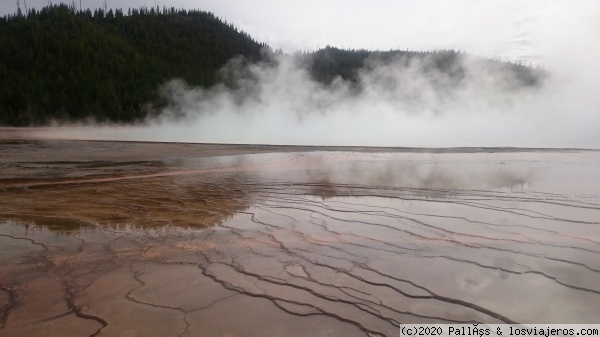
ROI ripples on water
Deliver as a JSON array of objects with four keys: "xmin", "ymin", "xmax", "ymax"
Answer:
[{"xmin": 1, "ymin": 141, "xmax": 599, "ymax": 336}]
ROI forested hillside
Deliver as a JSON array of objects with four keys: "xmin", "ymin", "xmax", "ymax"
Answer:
[
  {"xmin": 0, "ymin": 4, "xmax": 546, "ymax": 126},
  {"xmin": 0, "ymin": 4, "xmax": 265, "ymax": 125},
  {"xmin": 304, "ymin": 46, "xmax": 544, "ymax": 87}
]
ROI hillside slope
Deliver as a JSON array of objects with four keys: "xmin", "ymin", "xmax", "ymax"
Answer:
[
  {"xmin": 0, "ymin": 4, "xmax": 265, "ymax": 125},
  {"xmin": 0, "ymin": 5, "xmax": 547, "ymax": 126}
]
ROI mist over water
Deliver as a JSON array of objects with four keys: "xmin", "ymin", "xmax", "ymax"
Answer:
[
  {"xmin": 153, "ymin": 53, "xmax": 550, "ymax": 147},
  {"xmin": 9, "ymin": 50, "xmax": 600, "ymax": 148}
]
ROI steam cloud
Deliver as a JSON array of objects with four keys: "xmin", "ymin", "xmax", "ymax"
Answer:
[
  {"xmin": 143, "ymin": 51, "xmax": 600, "ymax": 148},
  {"xmin": 8, "ymin": 50, "xmax": 600, "ymax": 148}
]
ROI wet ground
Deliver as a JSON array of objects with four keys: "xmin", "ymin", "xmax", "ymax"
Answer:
[{"xmin": 1, "ymin": 140, "xmax": 599, "ymax": 337}]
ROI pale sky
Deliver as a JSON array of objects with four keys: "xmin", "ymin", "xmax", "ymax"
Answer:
[{"xmin": 2, "ymin": 0, "xmax": 599, "ymax": 67}]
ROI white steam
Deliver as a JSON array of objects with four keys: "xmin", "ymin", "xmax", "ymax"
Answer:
[
  {"xmin": 7, "ymin": 50, "xmax": 599, "ymax": 148},
  {"xmin": 134, "ymin": 52, "xmax": 598, "ymax": 148}
]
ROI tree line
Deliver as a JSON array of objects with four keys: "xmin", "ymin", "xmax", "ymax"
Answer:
[
  {"xmin": 0, "ymin": 4, "xmax": 546, "ymax": 126},
  {"xmin": 0, "ymin": 4, "xmax": 265, "ymax": 125}
]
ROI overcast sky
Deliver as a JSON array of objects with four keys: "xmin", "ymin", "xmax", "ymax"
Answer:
[{"xmin": 2, "ymin": 0, "xmax": 599, "ymax": 68}]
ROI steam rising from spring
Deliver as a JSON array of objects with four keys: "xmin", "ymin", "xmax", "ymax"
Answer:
[
  {"xmin": 145, "ymin": 52, "xmax": 599, "ymax": 147},
  {"xmin": 7, "ymin": 50, "xmax": 600, "ymax": 148}
]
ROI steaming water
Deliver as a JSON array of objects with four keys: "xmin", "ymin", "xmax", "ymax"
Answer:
[
  {"xmin": 1, "ymin": 140, "xmax": 599, "ymax": 336},
  {"xmin": 2, "ymin": 47, "xmax": 600, "ymax": 149}
]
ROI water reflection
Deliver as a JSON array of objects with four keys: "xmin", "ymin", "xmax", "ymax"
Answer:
[
  {"xmin": 1, "ymin": 141, "xmax": 600, "ymax": 336},
  {"xmin": 1, "ymin": 145, "xmax": 545, "ymax": 231}
]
